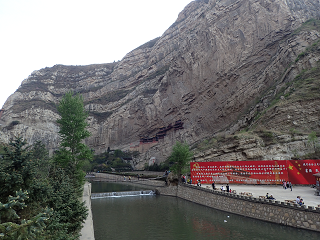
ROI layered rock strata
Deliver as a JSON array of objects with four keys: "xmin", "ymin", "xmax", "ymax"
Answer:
[{"xmin": 1, "ymin": 0, "xmax": 320, "ymax": 165}]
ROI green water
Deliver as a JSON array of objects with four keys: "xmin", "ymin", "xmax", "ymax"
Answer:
[{"xmin": 91, "ymin": 182, "xmax": 320, "ymax": 240}]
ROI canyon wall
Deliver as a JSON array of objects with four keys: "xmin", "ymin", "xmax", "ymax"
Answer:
[{"xmin": 1, "ymin": 0, "xmax": 320, "ymax": 166}]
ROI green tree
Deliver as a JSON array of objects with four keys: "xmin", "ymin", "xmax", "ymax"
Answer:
[
  {"xmin": 45, "ymin": 168, "xmax": 87, "ymax": 239},
  {"xmin": 0, "ymin": 137, "xmax": 34, "ymax": 203},
  {"xmin": 0, "ymin": 137, "xmax": 87, "ymax": 239},
  {"xmin": 0, "ymin": 190, "xmax": 52, "ymax": 240},
  {"xmin": 55, "ymin": 91, "xmax": 93, "ymax": 188},
  {"xmin": 168, "ymin": 141, "xmax": 193, "ymax": 181}
]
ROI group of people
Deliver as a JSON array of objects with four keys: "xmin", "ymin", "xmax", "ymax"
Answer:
[
  {"xmin": 181, "ymin": 178, "xmax": 306, "ymax": 207},
  {"xmin": 283, "ymin": 181, "xmax": 293, "ymax": 191},
  {"xmin": 214, "ymin": 183, "xmax": 232, "ymax": 193},
  {"xmin": 180, "ymin": 175, "xmax": 194, "ymax": 184},
  {"xmin": 266, "ymin": 193, "xmax": 275, "ymax": 200},
  {"xmin": 123, "ymin": 176, "xmax": 131, "ymax": 181},
  {"xmin": 296, "ymin": 196, "xmax": 304, "ymax": 206},
  {"xmin": 221, "ymin": 184, "xmax": 231, "ymax": 192}
]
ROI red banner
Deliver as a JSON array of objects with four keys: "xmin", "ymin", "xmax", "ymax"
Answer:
[
  {"xmin": 190, "ymin": 160, "xmax": 320, "ymax": 185},
  {"xmin": 287, "ymin": 160, "xmax": 320, "ymax": 184}
]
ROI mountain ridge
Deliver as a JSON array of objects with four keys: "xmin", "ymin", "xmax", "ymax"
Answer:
[{"xmin": 1, "ymin": 0, "xmax": 320, "ymax": 168}]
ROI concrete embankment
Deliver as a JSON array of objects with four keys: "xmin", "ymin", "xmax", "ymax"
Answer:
[
  {"xmin": 156, "ymin": 184, "xmax": 320, "ymax": 232},
  {"xmin": 80, "ymin": 182, "xmax": 95, "ymax": 240}
]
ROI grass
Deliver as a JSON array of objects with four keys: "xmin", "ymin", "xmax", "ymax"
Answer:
[
  {"xmin": 195, "ymin": 137, "xmax": 218, "ymax": 151},
  {"xmin": 291, "ymin": 19, "xmax": 320, "ymax": 37}
]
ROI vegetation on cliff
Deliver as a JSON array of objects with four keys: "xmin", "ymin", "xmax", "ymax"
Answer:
[{"xmin": 89, "ymin": 149, "xmax": 136, "ymax": 172}]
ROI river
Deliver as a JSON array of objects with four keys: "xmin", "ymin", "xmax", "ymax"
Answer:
[{"xmin": 91, "ymin": 182, "xmax": 320, "ymax": 240}]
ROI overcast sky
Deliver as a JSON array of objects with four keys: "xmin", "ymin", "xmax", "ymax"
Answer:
[{"xmin": 0, "ymin": 0, "xmax": 193, "ymax": 108}]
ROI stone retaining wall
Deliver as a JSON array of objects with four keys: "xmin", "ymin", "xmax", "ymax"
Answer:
[{"xmin": 156, "ymin": 184, "xmax": 320, "ymax": 232}]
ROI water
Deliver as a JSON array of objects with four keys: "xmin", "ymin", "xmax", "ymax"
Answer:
[
  {"xmin": 91, "ymin": 182, "xmax": 320, "ymax": 240},
  {"xmin": 91, "ymin": 190, "xmax": 155, "ymax": 198},
  {"xmin": 91, "ymin": 181, "xmax": 151, "ymax": 193}
]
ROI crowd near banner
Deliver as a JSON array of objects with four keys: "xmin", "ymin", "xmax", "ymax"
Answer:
[{"xmin": 190, "ymin": 160, "xmax": 320, "ymax": 185}]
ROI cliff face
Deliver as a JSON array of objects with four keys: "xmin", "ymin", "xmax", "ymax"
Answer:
[{"xmin": 1, "ymin": 0, "xmax": 320, "ymax": 166}]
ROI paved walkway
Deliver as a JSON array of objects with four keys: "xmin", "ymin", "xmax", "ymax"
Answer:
[
  {"xmin": 80, "ymin": 182, "xmax": 95, "ymax": 240},
  {"xmin": 200, "ymin": 184, "xmax": 320, "ymax": 207}
]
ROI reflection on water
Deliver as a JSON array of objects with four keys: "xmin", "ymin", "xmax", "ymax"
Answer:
[{"xmin": 91, "ymin": 182, "xmax": 320, "ymax": 240}]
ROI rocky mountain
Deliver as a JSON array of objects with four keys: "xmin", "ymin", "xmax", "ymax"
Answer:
[{"xmin": 1, "ymin": 0, "xmax": 320, "ymax": 169}]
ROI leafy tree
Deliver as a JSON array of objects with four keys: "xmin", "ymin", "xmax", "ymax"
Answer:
[
  {"xmin": 168, "ymin": 141, "xmax": 193, "ymax": 181},
  {"xmin": 55, "ymin": 91, "xmax": 93, "ymax": 188}
]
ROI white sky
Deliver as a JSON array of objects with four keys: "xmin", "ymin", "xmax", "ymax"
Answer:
[{"xmin": 0, "ymin": 0, "xmax": 193, "ymax": 108}]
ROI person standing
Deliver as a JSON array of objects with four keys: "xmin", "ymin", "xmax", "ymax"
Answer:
[
  {"xmin": 212, "ymin": 181, "xmax": 215, "ymax": 190},
  {"xmin": 283, "ymin": 181, "xmax": 287, "ymax": 189},
  {"xmin": 226, "ymin": 184, "xmax": 229, "ymax": 192},
  {"xmin": 197, "ymin": 180, "xmax": 201, "ymax": 186},
  {"xmin": 289, "ymin": 181, "xmax": 292, "ymax": 191}
]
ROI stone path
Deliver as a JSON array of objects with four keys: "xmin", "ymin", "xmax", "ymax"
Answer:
[{"xmin": 201, "ymin": 184, "xmax": 320, "ymax": 207}]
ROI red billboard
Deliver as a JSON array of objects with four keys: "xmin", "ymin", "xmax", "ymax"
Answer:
[
  {"xmin": 287, "ymin": 160, "xmax": 320, "ymax": 184},
  {"xmin": 190, "ymin": 160, "xmax": 320, "ymax": 185}
]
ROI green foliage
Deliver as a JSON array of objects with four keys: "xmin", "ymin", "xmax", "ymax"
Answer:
[
  {"xmin": 0, "ymin": 190, "xmax": 52, "ymax": 240},
  {"xmin": 0, "ymin": 137, "xmax": 88, "ymax": 239},
  {"xmin": 55, "ymin": 91, "xmax": 93, "ymax": 188},
  {"xmin": 89, "ymin": 150, "xmax": 134, "ymax": 172},
  {"xmin": 145, "ymin": 161, "xmax": 172, "ymax": 172},
  {"xmin": 30, "ymin": 141, "xmax": 51, "ymax": 179},
  {"xmin": 168, "ymin": 142, "xmax": 193, "ymax": 180},
  {"xmin": 308, "ymin": 131, "xmax": 319, "ymax": 149},
  {"xmin": 291, "ymin": 19, "xmax": 320, "ymax": 37},
  {"xmin": 0, "ymin": 137, "xmax": 34, "ymax": 203},
  {"xmin": 46, "ymin": 168, "xmax": 87, "ymax": 237}
]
